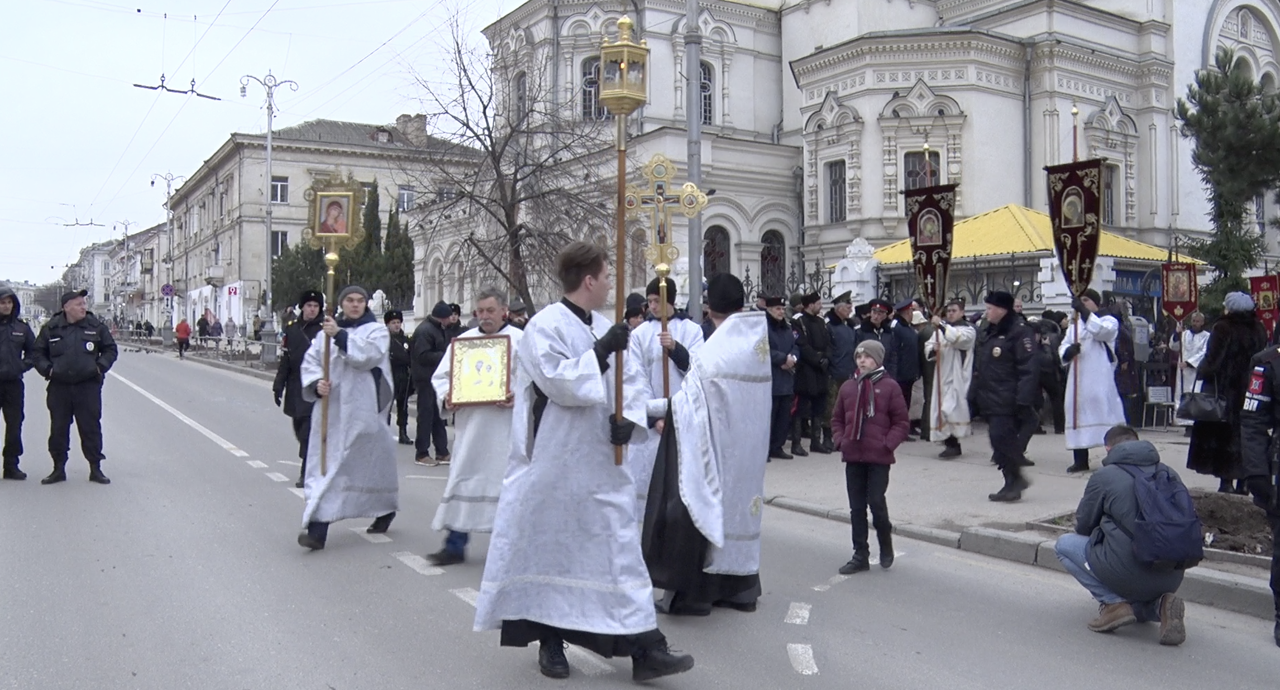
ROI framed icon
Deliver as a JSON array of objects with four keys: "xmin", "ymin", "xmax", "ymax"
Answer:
[
  {"xmin": 315, "ymin": 192, "xmax": 355, "ymax": 237},
  {"xmin": 448, "ymin": 335, "xmax": 512, "ymax": 406}
]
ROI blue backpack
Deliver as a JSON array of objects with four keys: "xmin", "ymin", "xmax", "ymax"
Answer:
[{"xmin": 1116, "ymin": 463, "xmax": 1204, "ymax": 571}]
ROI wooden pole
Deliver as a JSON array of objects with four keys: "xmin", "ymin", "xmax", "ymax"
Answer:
[
  {"xmin": 933, "ymin": 328, "xmax": 944, "ymax": 433},
  {"xmin": 613, "ymin": 115, "xmax": 627, "ymax": 466},
  {"xmin": 319, "ymin": 249, "xmax": 339, "ymax": 476},
  {"xmin": 658, "ymin": 266, "xmax": 671, "ymax": 397}
]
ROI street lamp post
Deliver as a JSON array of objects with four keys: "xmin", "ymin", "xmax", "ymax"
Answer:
[
  {"xmin": 241, "ymin": 71, "xmax": 298, "ymax": 364},
  {"xmin": 152, "ymin": 172, "xmax": 185, "ymax": 346}
]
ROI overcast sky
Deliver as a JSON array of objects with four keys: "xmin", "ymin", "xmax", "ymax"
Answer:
[{"xmin": 0, "ymin": 0, "xmax": 520, "ymax": 286}]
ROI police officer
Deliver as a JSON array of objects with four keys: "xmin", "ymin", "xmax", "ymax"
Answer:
[
  {"xmin": 385, "ymin": 309, "xmax": 414, "ymax": 445},
  {"xmin": 31, "ymin": 289, "xmax": 117, "ymax": 485},
  {"xmin": 0, "ymin": 286, "xmax": 36, "ymax": 479},
  {"xmin": 1238, "ymin": 343, "xmax": 1280, "ymax": 647},
  {"xmin": 273, "ymin": 290, "xmax": 325, "ymax": 488},
  {"xmin": 969, "ymin": 291, "xmax": 1038, "ymax": 502}
]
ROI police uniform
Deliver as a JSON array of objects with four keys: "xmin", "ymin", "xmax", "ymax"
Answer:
[
  {"xmin": 385, "ymin": 309, "xmax": 414, "ymax": 444},
  {"xmin": 1237, "ymin": 345, "xmax": 1280, "ymax": 647},
  {"xmin": 31, "ymin": 289, "xmax": 118, "ymax": 484},
  {"xmin": 968, "ymin": 291, "xmax": 1038, "ymax": 502},
  {"xmin": 273, "ymin": 291, "xmax": 325, "ymax": 487},
  {"xmin": 0, "ymin": 286, "xmax": 35, "ymax": 479}
]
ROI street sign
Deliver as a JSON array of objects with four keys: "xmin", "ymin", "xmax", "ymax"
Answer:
[{"xmin": 161, "ymin": 284, "xmax": 175, "ymax": 297}]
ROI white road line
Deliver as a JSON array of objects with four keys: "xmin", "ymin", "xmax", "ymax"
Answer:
[
  {"xmin": 264, "ymin": 472, "xmax": 290, "ymax": 482},
  {"xmin": 277, "ymin": 460, "xmax": 301, "ymax": 466},
  {"xmin": 246, "ymin": 460, "xmax": 268, "ymax": 469},
  {"xmin": 869, "ymin": 550, "xmax": 905, "ymax": 566},
  {"xmin": 109, "ymin": 373, "xmax": 250, "ymax": 457},
  {"xmin": 787, "ymin": 643, "xmax": 819, "ymax": 676},
  {"xmin": 391, "ymin": 551, "xmax": 444, "ymax": 577},
  {"xmin": 404, "ymin": 474, "xmax": 445, "ymax": 479},
  {"xmin": 812, "ymin": 575, "xmax": 848, "ymax": 592},
  {"xmin": 784, "ymin": 602, "xmax": 811, "ymax": 625},
  {"xmin": 564, "ymin": 646, "xmax": 615, "ymax": 677},
  {"xmin": 450, "ymin": 587, "xmax": 480, "ymax": 607},
  {"xmin": 289, "ymin": 487, "xmax": 306, "ymax": 499},
  {"xmin": 351, "ymin": 527, "xmax": 392, "ymax": 544}
]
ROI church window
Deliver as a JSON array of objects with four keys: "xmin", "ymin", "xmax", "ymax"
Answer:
[
  {"xmin": 1102, "ymin": 164, "xmax": 1118, "ymax": 226},
  {"xmin": 581, "ymin": 58, "xmax": 609, "ymax": 121},
  {"xmin": 904, "ymin": 151, "xmax": 941, "ymax": 190},
  {"xmin": 826, "ymin": 160, "xmax": 847, "ymax": 222},
  {"xmin": 514, "ymin": 71, "xmax": 528, "ymax": 119},
  {"xmin": 760, "ymin": 231, "xmax": 786, "ymax": 298},
  {"xmin": 704, "ymin": 226, "xmax": 730, "ymax": 279},
  {"xmin": 700, "ymin": 62, "xmax": 714, "ymax": 126}
]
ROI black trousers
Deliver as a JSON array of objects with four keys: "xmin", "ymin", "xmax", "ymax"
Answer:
[
  {"xmin": 292, "ymin": 415, "xmax": 312, "ymax": 477},
  {"xmin": 46, "ymin": 381, "xmax": 104, "ymax": 464},
  {"xmin": 770, "ymin": 395, "xmax": 793, "ymax": 452},
  {"xmin": 414, "ymin": 383, "xmax": 449, "ymax": 457},
  {"xmin": 1, "ymin": 380, "xmax": 24, "ymax": 462},
  {"xmin": 177, "ymin": 338, "xmax": 190, "ymax": 357},
  {"xmin": 1037, "ymin": 373, "xmax": 1065, "ymax": 433},
  {"xmin": 897, "ymin": 379, "xmax": 915, "ymax": 415},
  {"xmin": 794, "ymin": 393, "xmax": 826, "ymax": 439},
  {"xmin": 391, "ymin": 372, "xmax": 412, "ymax": 430},
  {"xmin": 845, "ymin": 462, "xmax": 892, "ymax": 556},
  {"xmin": 987, "ymin": 413, "xmax": 1027, "ymax": 475},
  {"xmin": 1268, "ymin": 515, "xmax": 1280, "ymax": 621}
]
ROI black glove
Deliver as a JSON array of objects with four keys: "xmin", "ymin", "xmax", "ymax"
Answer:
[
  {"xmin": 609, "ymin": 415, "xmax": 637, "ymax": 446},
  {"xmin": 274, "ymin": 390, "xmax": 283, "ymax": 407},
  {"xmin": 1071, "ymin": 298, "xmax": 1085, "ymax": 314},
  {"xmin": 669, "ymin": 341, "xmax": 691, "ymax": 372},
  {"xmin": 593, "ymin": 323, "xmax": 631, "ymax": 371},
  {"xmin": 1062, "ymin": 343, "xmax": 1081, "ymax": 363},
  {"xmin": 820, "ymin": 358, "xmax": 830, "ymax": 370}
]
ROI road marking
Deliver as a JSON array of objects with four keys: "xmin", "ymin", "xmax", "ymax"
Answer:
[
  {"xmin": 812, "ymin": 575, "xmax": 848, "ymax": 592},
  {"xmin": 351, "ymin": 527, "xmax": 392, "ymax": 544},
  {"xmin": 391, "ymin": 551, "xmax": 444, "ymax": 577},
  {"xmin": 265, "ymin": 472, "xmax": 290, "ymax": 482},
  {"xmin": 450, "ymin": 587, "xmax": 480, "ymax": 607},
  {"xmin": 109, "ymin": 373, "xmax": 250, "ymax": 457},
  {"xmin": 404, "ymin": 474, "xmax": 445, "ymax": 479},
  {"xmin": 787, "ymin": 644, "xmax": 819, "ymax": 675},
  {"xmin": 868, "ymin": 550, "xmax": 905, "ymax": 566},
  {"xmin": 289, "ymin": 487, "xmax": 306, "ymax": 499},
  {"xmin": 246, "ymin": 460, "xmax": 268, "ymax": 468},
  {"xmin": 277, "ymin": 460, "xmax": 301, "ymax": 466},
  {"xmin": 784, "ymin": 602, "xmax": 811, "ymax": 625}
]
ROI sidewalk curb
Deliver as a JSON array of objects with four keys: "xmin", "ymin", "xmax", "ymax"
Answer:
[{"xmin": 766, "ymin": 494, "xmax": 1273, "ymax": 620}]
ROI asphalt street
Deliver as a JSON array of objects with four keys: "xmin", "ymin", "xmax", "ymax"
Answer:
[{"xmin": 1, "ymin": 351, "xmax": 1277, "ymax": 690}]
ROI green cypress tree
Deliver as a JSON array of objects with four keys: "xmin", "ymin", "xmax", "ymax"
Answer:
[
  {"xmin": 382, "ymin": 209, "xmax": 415, "ymax": 310},
  {"xmin": 270, "ymin": 241, "xmax": 325, "ymax": 313}
]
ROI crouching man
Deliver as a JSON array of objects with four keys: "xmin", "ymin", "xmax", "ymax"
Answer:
[{"xmin": 1053, "ymin": 425, "xmax": 1187, "ymax": 645}]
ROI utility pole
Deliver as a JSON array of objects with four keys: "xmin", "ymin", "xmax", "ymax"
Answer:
[
  {"xmin": 241, "ymin": 71, "xmax": 298, "ymax": 364},
  {"xmin": 684, "ymin": 0, "xmax": 704, "ymax": 321},
  {"xmin": 152, "ymin": 172, "xmax": 185, "ymax": 345}
]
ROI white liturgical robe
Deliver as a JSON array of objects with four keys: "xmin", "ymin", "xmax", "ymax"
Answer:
[
  {"xmin": 1059, "ymin": 312, "xmax": 1127, "ymax": 450},
  {"xmin": 924, "ymin": 321, "xmax": 976, "ymax": 441}
]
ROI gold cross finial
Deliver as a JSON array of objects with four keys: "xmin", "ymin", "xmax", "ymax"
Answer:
[{"xmin": 624, "ymin": 154, "xmax": 709, "ymax": 272}]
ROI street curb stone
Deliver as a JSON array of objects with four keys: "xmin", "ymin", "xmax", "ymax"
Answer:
[
  {"xmin": 959, "ymin": 527, "xmax": 1043, "ymax": 565},
  {"xmin": 1177, "ymin": 567, "xmax": 1275, "ymax": 619},
  {"xmin": 895, "ymin": 524, "xmax": 962, "ymax": 549},
  {"xmin": 1036, "ymin": 541, "xmax": 1067, "ymax": 573}
]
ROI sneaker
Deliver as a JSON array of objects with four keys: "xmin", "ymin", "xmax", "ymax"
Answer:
[
  {"xmin": 632, "ymin": 641, "xmax": 695, "ymax": 682},
  {"xmin": 425, "ymin": 549, "xmax": 465, "ymax": 566},
  {"xmin": 538, "ymin": 640, "xmax": 570, "ymax": 679},
  {"xmin": 414, "ymin": 455, "xmax": 438, "ymax": 467},
  {"xmin": 1158, "ymin": 594, "xmax": 1186, "ymax": 646},
  {"xmin": 1087, "ymin": 602, "xmax": 1137, "ymax": 633},
  {"xmin": 437, "ymin": 455, "xmax": 451, "ymax": 465},
  {"xmin": 838, "ymin": 556, "xmax": 870, "ymax": 575}
]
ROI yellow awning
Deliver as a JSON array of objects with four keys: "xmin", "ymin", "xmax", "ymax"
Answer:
[{"xmin": 873, "ymin": 204, "xmax": 1202, "ymax": 265}]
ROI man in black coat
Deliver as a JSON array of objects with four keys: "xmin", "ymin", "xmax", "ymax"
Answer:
[
  {"xmin": 411, "ymin": 301, "xmax": 453, "ymax": 465},
  {"xmin": 792, "ymin": 292, "xmax": 831, "ymax": 455},
  {"xmin": 31, "ymin": 290, "xmax": 118, "ymax": 485},
  {"xmin": 853, "ymin": 299, "xmax": 900, "ymax": 379},
  {"xmin": 891, "ymin": 299, "xmax": 921, "ymax": 436},
  {"xmin": 821, "ymin": 292, "xmax": 857, "ymax": 454},
  {"xmin": 385, "ymin": 309, "xmax": 414, "ymax": 445},
  {"xmin": 273, "ymin": 291, "xmax": 325, "ymax": 487},
  {"xmin": 1238, "ymin": 341, "xmax": 1280, "ymax": 647},
  {"xmin": 969, "ymin": 291, "xmax": 1038, "ymax": 502},
  {"xmin": 766, "ymin": 297, "xmax": 800, "ymax": 460},
  {"xmin": 0, "ymin": 286, "xmax": 35, "ymax": 480}
]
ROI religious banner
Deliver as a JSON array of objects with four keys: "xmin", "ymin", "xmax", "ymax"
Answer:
[
  {"xmin": 902, "ymin": 183, "xmax": 958, "ymax": 313},
  {"xmin": 1250, "ymin": 275, "xmax": 1279, "ymax": 338},
  {"xmin": 1045, "ymin": 159, "xmax": 1105, "ymax": 297},
  {"xmin": 1161, "ymin": 262, "xmax": 1199, "ymax": 322}
]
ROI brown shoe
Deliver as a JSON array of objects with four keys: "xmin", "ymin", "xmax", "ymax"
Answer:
[
  {"xmin": 1088, "ymin": 602, "xmax": 1137, "ymax": 633},
  {"xmin": 1158, "ymin": 594, "xmax": 1186, "ymax": 646},
  {"xmin": 437, "ymin": 455, "xmax": 451, "ymax": 465}
]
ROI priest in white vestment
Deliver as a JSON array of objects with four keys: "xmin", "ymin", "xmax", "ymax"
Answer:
[
  {"xmin": 473, "ymin": 242, "xmax": 695, "ymax": 683},
  {"xmin": 1058, "ymin": 289, "xmax": 1127, "ymax": 473},
  {"xmin": 1168, "ymin": 312, "xmax": 1209, "ymax": 431},
  {"xmin": 425, "ymin": 288, "xmax": 523, "ymax": 566},
  {"xmin": 925, "ymin": 301, "xmax": 976, "ymax": 457},
  {"xmin": 297, "ymin": 286, "xmax": 399, "ymax": 550},
  {"xmin": 643, "ymin": 273, "xmax": 772, "ymax": 616},
  {"xmin": 626, "ymin": 277, "xmax": 704, "ymax": 520}
]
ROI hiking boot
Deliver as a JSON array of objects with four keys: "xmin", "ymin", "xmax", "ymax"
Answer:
[
  {"xmin": 1066, "ymin": 461, "xmax": 1091, "ymax": 474},
  {"xmin": 1158, "ymin": 594, "xmax": 1186, "ymax": 646},
  {"xmin": 41, "ymin": 461, "xmax": 67, "ymax": 485},
  {"xmin": 789, "ymin": 442, "xmax": 808, "ymax": 457},
  {"xmin": 397, "ymin": 429, "xmax": 413, "ymax": 445},
  {"xmin": 425, "ymin": 549, "xmax": 465, "ymax": 566},
  {"xmin": 366, "ymin": 512, "xmax": 395, "ymax": 534},
  {"xmin": 538, "ymin": 639, "xmax": 570, "ymax": 679},
  {"xmin": 938, "ymin": 445, "xmax": 962, "ymax": 459},
  {"xmin": 88, "ymin": 462, "xmax": 110, "ymax": 485},
  {"xmin": 769, "ymin": 449, "xmax": 793, "ymax": 460},
  {"xmin": 632, "ymin": 640, "xmax": 695, "ymax": 682},
  {"xmin": 1088, "ymin": 602, "xmax": 1137, "ymax": 632},
  {"xmin": 838, "ymin": 555, "xmax": 870, "ymax": 575}
]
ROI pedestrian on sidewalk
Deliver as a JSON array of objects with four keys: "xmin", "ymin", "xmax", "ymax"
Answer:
[
  {"xmin": 1059, "ymin": 289, "xmax": 1127, "ymax": 473},
  {"xmin": 410, "ymin": 301, "xmax": 452, "ymax": 466},
  {"xmin": 31, "ymin": 290, "xmax": 117, "ymax": 485},
  {"xmin": 1032, "ymin": 311, "xmax": 1066, "ymax": 435},
  {"xmin": 925, "ymin": 301, "xmax": 975, "ymax": 458},
  {"xmin": 766, "ymin": 296, "xmax": 799, "ymax": 460},
  {"xmin": 426, "ymin": 289, "xmax": 523, "ymax": 566},
  {"xmin": 1238, "ymin": 338, "xmax": 1280, "ymax": 647},
  {"xmin": 831, "ymin": 339, "xmax": 908, "ymax": 574},
  {"xmin": 792, "ymin": 292, "xmax": 832, "ymax": 455},
  {"xmin": 970, "ymin": 291, "xmax": 1037, "ymax": 502},
  {"xmin": 273, "ymin": 291, "xmax": 325, "ymax": 488},
  {"xmin": 0, "ymin": 286, "xmax": 35, "ymax": 480},
  {"xmin": 890, "ymin": 300, "xmax": 921, "ymax": 440},
  {"xmin": 296, "ymin": 286, "xmax": 398, "ymax": 550},
  {"xmin": 1053, "ymin": 425, "xmax": 1187, "ymax": 646},
  {"xmin": 384, "ymin": 310, "xmax": 413, "ymax": 445},
  {"xmin": 174, "ymin": 318, "xmax": 192, "ymax": 359}
]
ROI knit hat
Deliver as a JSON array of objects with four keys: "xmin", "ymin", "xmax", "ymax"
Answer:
[
  {"xmin": 984, "ymin": 291, "xmax": 1014, "ymax": 311},
  {"xmin": 1081, "ymin": 288, "xmax": 1103, "ymax": 306},
  {"xmin": 431, "ymin": 301, "xmax": 452, "ymax": 319},
  {"xmin": 854, "ymin": 340, "xmax": 885, "ymax": 366},
  {"xmin": 297, "ymin": 290, "xmax": 324, "ymax": 309},
  {"xmin": 646, "ymin": 277, "xmax": 678, "ymax": 305},
  {"xmin": 337, "ymin": 286, "xmax": 369, "ymax": 304},
  {"xmin": 706, "ymin": 273, "xmax": 745, "ymax": 314},
  {"xmin": 1224, "ymin": 291, "xmax": 1256, "ymax": 313}
]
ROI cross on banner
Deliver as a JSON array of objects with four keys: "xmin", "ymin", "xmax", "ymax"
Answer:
[{"xmin": 624, "ymin": 154, "xmax": 709, "ymax": 268}]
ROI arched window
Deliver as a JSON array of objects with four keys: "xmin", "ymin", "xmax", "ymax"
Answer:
[
  {"xmin": 513, "ymin": 71, "xmax": 528, "ymax": 119},
  {"xmin": 581, "ymin": 58, "xmax": 608, "ymax": 121},
  {"xmin": 760, "ymin": 231, "xmax": 785, "ymax": 298},
  {"xmin": 629, "ymin": 228, "xmax": 648, "ymax": 290},
  {"xmin": 1262, "ymin": 72, "xmax": 1277, "ymax": 94},
  {"xmin": 1234, "ymin": 57, "xmax": 1255, "ymax": 81},
  {"xmin": 700, "ymin": 61, "xmax": 714, "ymax": 126},
  {"xmin": 1240, "ymin": 10, "xmax": 1253, "ymax": 40},
  {"xmin": 703, "ymin": 225, "xmax": 730, "ymax": 280}
]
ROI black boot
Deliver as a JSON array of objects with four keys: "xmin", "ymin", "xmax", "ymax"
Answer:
[
  {"xmin": 41, "ymin": 459, "xmax": 67, "ymax": 485},
  {"xmin": 2, "ymin": 458, "xmax": 26, "ymax": 480},
  {"xmin": 809, "ymin": 426, "xmax": 825, "ymax": 455},
  {"xmin": 397, "ymin": 427, "xmax": 413, "ymax": 445},
  {"xmin": 939, "ymin": 438, "xmax": 962, "ymax": 459},
  {"xmin": 838, "ymin": 553, "xmax": 870, "ymax": 574},
  {"xmin": 790, "ymin": 439, "xmax": 809, "ymax": 457},
  {"xmin": 631, "ymin": 638, "xmax": 695, "ymax": 682},
  {"xmin": 538, "ymin": 637, "xmax": 570, "ymax": 679},
  {"xmin": 366, "ymin": 512, "xmax": 396, "ymax": 534},
  {"xmin": 878, "ymin": 534, "xmax": 894, "ymax": 569},
  {"xmin": 1067, "ymin": 449, "xmax": 1090, "ymax": 474},
  {"xmin": 88, "ymin": 461, "xmax": 111, "ymax": 485},
  {"xmin": 298, "ymin": 521, "xmax": 328, "ymax": 550},
  {"xmin": 989, "ymin": 470, "xmax": 1029, "ymax": 502},
  {"xmin": 820, "ymin": 427, "xmax": 835, "ymax": 454},
  {"xmin": 800, "ymin": 418, "xmax": 812, "ymax": 440}
]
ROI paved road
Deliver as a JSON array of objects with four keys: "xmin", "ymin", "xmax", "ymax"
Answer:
[{"xmin": 1, "ymin": 352, "xmax": 1276, "ymax": 689}]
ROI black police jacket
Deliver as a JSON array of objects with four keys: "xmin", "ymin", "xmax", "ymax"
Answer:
[
  {"xmin": 0, "ymin": 289, "xmax": 35, "ymax": 382},
  {"xmin": 273, "ymin": 317, "xmax": 323, "ymax": 419},
  {"xmin": 389, "ymin": 330, "xmax": 411, "ymax": 375},
  {"xmin": 1239, "ymin": 345, "xmax": 1280, "ymax": 514},
  {"xmin": 968, "ymin": 316, "xmax": 1038, "ymax": 417},
  {"xmin": 410, "ymin": 317, "xmax": 449, "ymax": 386},
  {"xmin": 33, "ymin": 312, "xmax": 118, "ymax": 385},
  {"xmin": 794, "ymin": 312, "xmax": 831, "ymax": 396}
]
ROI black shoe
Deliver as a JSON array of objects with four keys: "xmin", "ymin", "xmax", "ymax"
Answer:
[
  {"xmin": 938, "ymin": 446, "xmax": 961, "ymax": 459},
  {"xmin": 1033, "ymin": 426, "xmax": 1047, "ymax": 435},
  {"xmin": 297, "ymin": 533, "xmax": 325, "ymax": 550},
  {"xmin": 41, "ymin": 467, "xmax": 67, "ymax": 485},
  {"xmin": 711, "ymin": 599, "xmax": 757, "ymax": 613},
  {"xmin": 879, "ymin": 537, "xmax": 894, "ymax": 569},
  {"xmin": 790, "ymin": 443, "xmax": 809, "ymax": 457},
  {"xmin": 1066, "ymin": 462, "xmax": 1091, "ymax": 474},
  {"xmin": 425, "ymin": 549, "xmax": 465, "ymax": 566},
  {"xmin": 1018, "ymin": 457, "xmax": 1036, "ymax": 467},
  {"xmin": 397, "ymin": 430, "xmax": 413, "ymax": 445},
  {"xmin": 295, "ymin": 479, "xmax": 304, "ymax": 489},
  {"xmin": 838, "ymin": 556, "xmax": 870, "ymax": 575},
  {"xmin": 366, "ymin": 512, "xmax": 395, "ymax": 534},
  {"xmin": 2, "ymin": 464, "xmax": 26, "ymax": 480},
  {"xmin": 989, "ymin": 474, "xmax": 1030, "ymax": 502},
  {"xmin": 768, "ymin": 449, "xmax": 793, "ymax": 460},
  {"xmin": 88, "ymin": 465, "xmax": 111, "ymax": 485},
  {"xmin": 809, "ymin": 440, "xmax": 825, "ymax": 454},
  {"xmin": 632, "ymin": 641, "xmax": 695, "ymax": 682},
  {"xmin": 538, "ymin": 640, "xmax": 570, "ymax": 679}
]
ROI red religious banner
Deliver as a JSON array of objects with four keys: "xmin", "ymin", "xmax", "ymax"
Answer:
[
  {"xmin": 1250, "ymin": 275, "xmax": 1280, "ymax": 338},
  {"xmin": 1045, "ymin": 159, "xmax": 1105, "ymax": 297},
  {"xmin": 903, "ymin": 183, "xmax": 958, "ymax": 313},
  {"xmin": 1160, "ymin": 263, "xmax": 1199, "ymax": 322}
]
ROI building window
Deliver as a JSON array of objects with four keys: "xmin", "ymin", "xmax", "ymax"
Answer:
[
  {"xmin": 218, "ymin": 192, "xmax": 226, "ymax": 219},
  {"xmin": 760, "ymin": 230, "xmax": 786, "ymax": 298},
  {"xmin": 270, "ymin": 176, "xmax": 289, "ymax": 204},
  {"xmin": 700, "ymin": 62, "xmax": 714, "ymax": 126},
  {"xmin": 581, "ymin": 58, "xmax": 609, "ymax": 121},
  {"xmin": 398, "ymin": 186, "xmax": 416, "ymax": 212},
  {"xmin": 514, "ymin": 71, "xmax": 528, "ymax": 119},
  {"xmin": 1102, "ymin": 164, "xmax": 1118, "ymax": 225},
  {"xmin": 435, "ymin": 186, "xmax": 456, "ymax": 203},
  {"xmin": 903, "ymin": 151, "xmax": 941, "ymax": 191},
  {"xmin": 1256, "ymin": 193, "xmax": 1267, "ymax": 235},
  {"xmin": 703, "ymin": 226, "xmax": 730, "ymax": 280},
  {"xmin": 826, "ymin": 160, "xmax": 847, "ymax": 223},
  {"xmin": 271, "ymin": 230, "xmax": 287, "ymax": 258}
]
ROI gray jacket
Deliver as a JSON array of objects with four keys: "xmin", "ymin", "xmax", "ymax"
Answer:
[{"xmin": 1074, "ymin": 440, "xmax": 1185, "ymax": 603}]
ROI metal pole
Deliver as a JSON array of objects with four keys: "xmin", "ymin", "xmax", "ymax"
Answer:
[
  {"xmin": 319, "ymin": 248, "xmax": 338, "ymax": 477},
  {"xmin": 614, "ymin": 115, "xmax": 627, "ymax": 466},
  {"xmin": 685, "ymin": 0, "xmax": 703, "ymax": 322}
]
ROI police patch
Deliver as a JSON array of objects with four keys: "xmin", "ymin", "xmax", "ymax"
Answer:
[{"xmin": 1249, "ymin": 370, "xmax": 1266, "ymax": 395}]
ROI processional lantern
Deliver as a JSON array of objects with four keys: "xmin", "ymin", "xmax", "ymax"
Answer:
[{"xmin": 599, "ymin": 16, "xmax": 648, "ymax": 117}]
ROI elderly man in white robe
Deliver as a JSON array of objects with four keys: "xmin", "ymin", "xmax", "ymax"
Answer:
[
  {"xmin": 926, "ymin": 300, "xmax": 976, "ymax": 458},
  {"xmin": 643, "ymin": 273, "xmax": 771, "ymax": 617},
  {"xmin": 1059, "ymin": 288, "xmax": 1127, "ymax": 473},
  {"xmin": 626, "ymin": 276, "xmax": 704, "ymax": 520},
  {"xmin": 1168, "ymin": 312, "xmax": 1209, "ymax": 436},
  {"xmin": 474, "ymin": 242, "xmax": 695, "ymax": 683},
  {"xmin": 296, "ymin": 286, "xmax": 399, "ymax": 550},
  {"xmin": 425, "ymin": 288, "xmax": 523, "ymax": 566}
]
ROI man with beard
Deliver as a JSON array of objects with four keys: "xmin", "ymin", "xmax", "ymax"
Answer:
[
  {"xmin": 1059, "ymin": 289, "xmax": 1127, "ymax": 473},
  {"xmin": 1169, "ymin": 312, "xmax": 1209, "ymax": 438},
  {"xmin": 0, "ymin": 286, "xmax": 35, "ymax": 479},
  {"xmin": 274, "ymin": 291, "xmax": 326, "ymax": 487},
  {"xmin": 970, "ymin": 291, "xmax": 1038, "ymax": 502},
  {"xmin": 765, "ymin": 296, "xmax": 799, "ymax": 460},
  {"xmin": 384, "ymin": 310, "xmax": 413, "ymax": 445},
  {"xmin": 792, "ymin": 292, "xmax": 831, "ymax": 455},
  {"xmin": 411, "ymin": 301, "xmax": 452, "ymax": 465},
  {"xmin": 926, "ymin": 301, "xmax": 976, "ymax": 458}
]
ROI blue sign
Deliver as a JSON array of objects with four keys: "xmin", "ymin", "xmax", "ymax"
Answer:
[{"xmin": 1112, "ymin": 270, "xmax": 1160, "ymax": 297}]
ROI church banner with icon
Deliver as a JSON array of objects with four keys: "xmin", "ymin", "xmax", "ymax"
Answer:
[
  {"xmin": 903, "ymin": 183, "xmax": 958, "ymax": 313},
  {"xmin": 1160, "ymin": 263, "xmax": 1199, "ymax": 322},
  {"xmin": 1045, "ymin": 159, "xmax": 1104, "ymax": 297},
  {"xmin": 1250, "ymin": 275, "xmax": 1279, "ymax": 338}
]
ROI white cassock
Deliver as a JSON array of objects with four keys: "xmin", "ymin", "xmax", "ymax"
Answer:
[
  {"xmin": 430, "ymin": 323, "xmax": 524, "ymax": 533},
  {"xmin": 300, "ymin": 318, "xmax": 399, "ymax": 526},
  {"xmin": 924, "ymin": 321, "xmax": 976, "ymax": 441},
  {"xmin": 1168, "ymin": 328, "xmax": 1210, "ymax": 427},
  {"xmin": 474, "ymin": 303, "xmax": 653, "ymax": 637},
  {"xmin": 1058, "ymin": 312, "xmax": 1127, "ymax": 450},
  {"xmin": 626, "ymin": 316, "xmax": 704, "ymax": 519}
]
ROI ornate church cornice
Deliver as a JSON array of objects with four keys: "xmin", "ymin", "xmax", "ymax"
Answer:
[{"xmin": 792, "ymin": 31, "xmax": 1027, "ymax": 87}]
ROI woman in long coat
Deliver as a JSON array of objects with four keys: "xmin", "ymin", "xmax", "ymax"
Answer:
[{"xmin": 1187, "ymin": 292, "xmax": 1268, "ymax": 492}]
